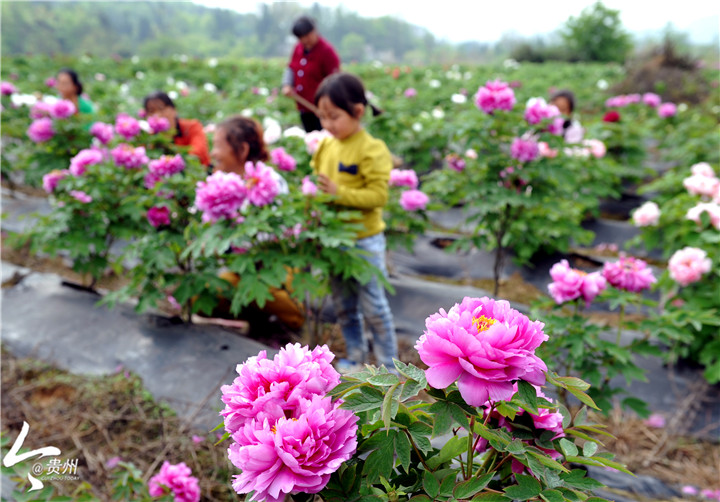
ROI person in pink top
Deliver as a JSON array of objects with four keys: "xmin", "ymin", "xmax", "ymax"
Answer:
[{"xmin": 281, "ymin": 16, "xmax": 341, "ymax": 132}]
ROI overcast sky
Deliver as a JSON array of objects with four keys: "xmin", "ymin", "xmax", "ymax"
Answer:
[{"xmin": 193, "ymin": 0, "xmax": 719, "ymax": 44}]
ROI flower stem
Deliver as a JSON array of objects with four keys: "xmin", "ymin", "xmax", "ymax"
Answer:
[
  {"xmin": 616, "ymin": 303, "xmax": 625, "ymax": 345},
  {"xmin": 466, "ymin": 417, "xmax": 476, "ymax": 479}
]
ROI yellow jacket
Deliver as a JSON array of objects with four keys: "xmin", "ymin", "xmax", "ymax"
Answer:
[{"xmin": 311, "ymin": 129, "xmax": 391, "ymax": 239}]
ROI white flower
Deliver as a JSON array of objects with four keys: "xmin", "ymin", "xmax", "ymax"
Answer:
[
  {"xmin": 503, "ymin": 58, "xmax": 519, "ymax": 69},
  {"xmin": 465, "ymin": 148, "xmax": 478, "ymax": 159},
  {"xmin": 464, "ymin": 71, "xmax": 473, "ymax": 80},
  {"xmin": 120, "ymin": 84, "xmax": 130, "ymax": 96},
  {"xmin": 241, "ymin": 108, "xmax": 253, "ymax": 117},
  {"xmin": 166, "ymin": 76, "xmax": 175, "ymax": 85},
  {"xmin": 10, "ymin": 93, "xmax": 37, "ymax": 107},
  {"xmin": 135, "ymin": 71, "xmax": 145, "ymax": 80},
  {"xmin": 138, "ymin": 120, "xmax": 151, "ymax": 133},
  {"xmin": 94, "ymin": 73, "xmax": 106, "ymax": 81},
  {"xmin": 179, "ymin": 54, "xmax": 188, "ymax": 63},
  {"xmin": 596, "ymin": 79, "xmax": 609, "ymax": 90},
  {"xmin": 131, "ymin": 55, "xmax": 140, "ymax": 64},
  {"xmin": 432, "ymin": 108, "xmax": 445, "ymax": 119},
  {"xmin": 257, "ymin": 86, "xmax": 269, "ymax": 96},
  {"xmin": 420, "ymin": 111, "xmax": 430, "ymax": 120},
  {"xmin": 203, "ymin": 83, "xmax": 217, "ymax": 93},
  {"xmin": 451, "ymin": 93, "xmax": 467, "ymax": 104},
  {"xmin": 678, "ymin": 103, "xmax": 688, "ymax": 113},
  {"xmin": 412, "ymin": 123, "xmax": 423, "ymax": 132},
  {"xmin": 372, "ymin": 60, "xmax": 383, "ymax": 68},
  {"xmin": 208, "ymin": 58, "xmax": 218, "ymax": 68},
  {"xmin": 168, "ymin": 90, "xmax": 179, "ymax": 100},
  {"xmin": 429, "ymin": 79, "xmax": 441, "ymax": 88},
  {"xmin": 216, "ymin": 110, "xmax": 225, "ymax": 118},
  {"xmin": 80, "ymin": 55, "xmax": 91, "ymax": 63},
  {"xmin": 176, "ymin": 81, "xmax": 188, "ymax": 90},
  {"xmin": 283, "ymin": 126, "xmax": 306, "ymax": 139},
  {"xmin": 263, "ymin": 117, "xmax": 282, "ymax": 144},
  {"xmin": 204, "ymin": 123, "xmax": 216, "ymax": 134}
]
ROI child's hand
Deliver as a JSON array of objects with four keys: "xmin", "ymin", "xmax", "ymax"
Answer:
[{"xmin": 317, "ymin": 174, "xmax": 338, "ymax": 195}]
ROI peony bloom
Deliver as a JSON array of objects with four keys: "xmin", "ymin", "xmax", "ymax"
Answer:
[
  {"xmin": 90, "ymin": 122, "xmax": 114, "ymax": 145},
  {"xmin": 404, "ymin": 87, "xmax": 417, "ymax": 98},
  {"xmin": 668, "ymin": 247, "xmax": 712, "ymax": 287},
  {"xmin": 1, "ymin": 81, "xmax": 18, "ymax": 95},
  {"xmin": 547, "ymin": 259, "xmax": 606, "ymax": 306},
  {"xmin": 42, "ymin": 169, "xmax": 69, "ymax": 194},
  {"xmin": 244, "ymin": 161, "xmax": 279, "ymax": 207},
  {"xmin": 682, "ymin": 486, "xmax": 700, "ymax": 496},
  {"xmin": 643, "ymin": 414, "xmax": 666, "ymax": 428},
  {"xmin": 147, "ymin": 115, "xmax": 170, "ymax": 134},
  {"xmin": 642, "ymin": 92, "xmax": 661, "ymax": 107},
  {"xmin": 111, "ymin": 144, "xmax": 149, "ymax": 169},
  {"xmin": 510, "ymin": 137, "xmax": 539, "ymax": 163},
  {"xmin": 691, "ymin": 162, "xmax": 715, "ymax": 178},
  {"xmin": 547, "ymin": 116, "xmax": 565, "ymax": 136},
  {"xmin": 50, "ymin": 99, "xmax": 76, "ymax": 119},
  {"xmin": 603, "ymin": 110, "xmax": 621, "ymax": 122},
  {"xmin": 148, "ymin": 154, "xmax": 185, "ymax": 177},
  {"xmin": 220, "ymin": 344, "xmax": 340, "ymax": 435},
  {"xmin": 524, "ymin": 97, "xmax": 560, "ymax": 125},
  {"xmin": 270, "ymin": 147, "xmax": 297, "ymax": 172},
  {"xmin": 147, "ymin": 206, "xmax": 171, "ymax": 228},
  {"xmin": 69, "ymin": 190, "xmax": 92, "ymax": 204},
  {"xmin": 148, "ymin": 461, "xmax": 200, "ymax": 502},
  {"xmin": 474, "ymin": 80, "xmax": 516, "ymax": 113},
  {"xmin": 581, "ymin": 272, "xmax": 607, "ymax": 306},
  {"xmin": 445, "ymin": 154, "xmax": 466, "ymax": 172},
  {"xmin": 415, "ymin": 297, "xmax": 548, "ymax": 406},
  {"xmin": 632, "ymin": 201, "xmax": 660, "ymax": 227},
  {"xmin": 465, "ymin": 148, "xmax": 478, "ymax": 159},
  {"xmin": 228, "ymin": 395, "xmax": 358, "ymax": 502},
  {"xmin": 658, "ymin": 102, "xmax": 677, "ymax": 118},
  {"xmin": 301, "ymin": 176, "xmax": 318, "ymax": 196},
  {"xmin": 105, "ymin": 456, "xmax": 122, "ymax": 469},
  {"xmin": 605, "ymin": 95, "xmax": 629, "ymax": 108},
  {"xmin": 538, "ymin": 142, "xmax": 558, "ymax": 158},
  {"xmin": 389, "ymin": 168, "xmax": 419, "ymax": 189},
  {"xmin": 69, "ymin": 148, "xmax": 105, "ymax": 176},
  {"xmin": 686, "ymin": 202, "xmax": 720, "ymax": 229},
  {"xmin": 30, "ymin": 101, "xmax": 53, "ymax": 119},
  {"xmin": 602, "ymin": 255, "xmax": 657, "ymax": 293},
  {"xmin": 194, "ymin": 171, "xmax": 247, "ymax": 223},
  {"xmin": 115, "ymin": 113, "xmax": 141, "ymax": 140},
  {"xmin": 305, "ymin": 129, "xmax": 332, "ymax": 154},
  {"xmin": 27, "ymin": 118, "xmax": 55, "ymax": 143},
  {"xmin": 583, "ymin": 139, "xmax": 606, "ymax": 159},
  {"xmin": 45, "ymin": 77, "xmax": 56, "ymax": 88},
  {"xmin": 683, "ymin": 174, "xmax": 720, "ymax": 198},
  {"xmin": 399, "ymin": 189, "xmax": 429, "ymax": 211}
]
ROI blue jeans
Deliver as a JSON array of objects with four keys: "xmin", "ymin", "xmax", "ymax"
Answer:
[{"xmin": 330, "ymin": 232, "xmax": 398, "ymax": 369}]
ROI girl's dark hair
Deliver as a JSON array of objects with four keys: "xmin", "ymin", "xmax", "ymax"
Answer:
[
  {"xmin": 314, "ymin": 72, "xmax": 382, "ymax": 118},
  {"xmin": 218, "ymin": 116, "xmax": 269, "ymax": 164},
  {"xmin": 143, "ymin": 91, "xmax": 176, "ymax": 111},
  {"xmin": 58, "ymin": 68, "xmax": 83, "ymax": 96},
  {"xmin": 550, "ymin": 89, "xmax": 575, "ymax": 113},
  {"xmin": 292, "ymin": 16, "xmax": 315, "ymax": 38}
]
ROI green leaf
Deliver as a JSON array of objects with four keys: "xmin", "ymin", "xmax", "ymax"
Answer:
[
  {"xmin": 526, "ymin": 450, "xmax": 569, "ymax": 472},
  {"xmin": 505, "ymin": 439, "xmax": 527, "ymax": 455},
  {"xmin": 400, "ymin": 379, "xmax": 425, "ymax": 401},
  {"xmin": 559, "ymin": 469, "xmax": 604, "ymax": 490},
  {"xmin": 395, "ymin": 429, "xmax": 411, "ymax": 473},
  {"xmin": 382, "ymin": 382, "xmax": 400, "ymax": 430},
  {"xmin": 341, "ymin": 386, "xmax": 384, "ymax": 412},
  {"xmin": 362, "ymin": 435, "xmax": 396, "ymax": 483},
  {"xmin": 567, "ymin": 386, "xmax": 600, "ymax": 410},
  {"xmin": 393, "ymin": 360, "xmax": 428, "ymax": 386},
  {"xmin": 368, "ymin": 374, "xmax": 401, "ymax": 386},
  {"xmin": 408, "ymin": 421, "xmax": 433, "ymax": 454},
  {"xmin": 583, "ymin": 441, "xmax": 599, "ymax": 457},
  {"xmin": 471, "ymin": 494, "xmax": 508, "ymax": 501},
  {"xmin": 408, "ymin": 497, "xmax": 432, "ymax": 502},
  {"xmin": 439, "ymin": 472, "xmax": 458, "ymax": 497},
  {"xmin": 539, "ymin": 489, "xmax": 565, "ymax": 502},
  {"xmin": 503, "ymin": 474, "xmax": 541, "ymax": 500},
  {"xmin": 516, "ymin": 380, "xmax": 539, "ymax": 415},
  {"xmin": 426, "ymin": 435, "xmax": 466, "ymax": 469},
  {"xmin": 423, "ymin": 470, "xmax": 440, "ymax": 499},
  {"xmin": 558, "ymin": 438, "xmax": 579, "ymax": 457},
  {"xmin": 454, "ymin": 473, "xmax": 494, "ymax": 499}
]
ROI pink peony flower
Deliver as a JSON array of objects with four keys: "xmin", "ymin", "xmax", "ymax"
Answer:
[
  {"xmin": 147, "ymin": 206, "xmax": 171, "ymax": 228},
  {"xmin": 605, "ymin": 95, "xmax": 628, "ymax": 108},
  {"xmin": 701, "ymin": 489, "xmax": 720, "ymax": 501},
  {"xmin": 691, "ymin": 162, "xmax": 715, "ymax": 178},
  {"xmin": 148, "ymin": 115, "xmax": 170, "ymax": 134},
  {"xmin": 583, "ymin": 139, "xmax": 606, "ymax": 158},
  {"xmin": 632, "ymin": 201, "xmax": 660, "ymax": 227},
  {"xmin": 0, "ymin": 81, "xmax": 17, "ymax": 95},
  {"xmin": 45, "ymin": 77, "xmax": 56, "ymax": 88},
  {"xmin": 30, "ymin": 102, "xmax": 53, "ymax": 119},
  {"xmin": 137, "ymin": 108, "xmax": 147, "ymax": 119},
  {"xmin": 301, "ymin": 176, "xmax": 318, "ymax": 196},
  {"xmin": 244, "ymin": 161, "xmax": 279, "ymax": 207},
  {"xmin": 547, "ymin": 259, "xmax": 606, "ymax": 306},
  {"xmin": 148, "ymin": 461, "xmax": 200, "ymax": 502},
  {"xmin": 148, "ymin": 154, "xmax": 185, "ymax": 177},
  {"xmin": 415, "ymin": 297, "xmax": 548, "ymax": 406},
  {"xmin": 270, "ymin": 147, "xmax": 297, "ymax": 172},
  {"xmin": 194, "ymin": 171, "xmax": 247, "ymax": 223},
  {"xmin": 686, "ymin": 202, "xmax": 720, "ymax": 229},
  {"xmin": 389, "ymin": 168, "xmax": 419, "ymax": 189},
  {"xmin": 682, "ymin": 486, "xmax": 699, "ymax": 496},
  {"xmin": 191, "ymin": 435, "xmax": 205, "ymax": 444},
  {"xmin": 70, "ymin": 190, "xmax": 92, "ymax": 204},
  {"xmin": 643, "ymin": 413, "xmax": 666, "ymax": 428},
  {"xmin": 445, "ymin": 154, "xmax": 466, "ymax": 172},
  {"xmin": 626, "ymin": 93, "xmax": 641, "ymax": 104},
  {"xmin": 668, "ymin": 247, "xmax": 712, "ymax": 287},
  {"xmin": 524, "ymin": 97, "xmax": 560, "ymax": 125},
  {"xmin": 538, "ymin": 142, "xmax": 558, "ymax": 158},
  {"xmin": 115, "ymin": 113, "xmax": 141, "ymax": 140},
  {"xmin": 42, "ymin": 169, "xmax": 70, "ymax": 194},
  {"xmin": 105, "ymin": 456, "xmax": 122, "ymax": 469},
  {"xmin": 528, "ymin": 387, "xmax": 565, "ymax": 435},
  {"xmin": 400, "ymin": 189, "xmax": 429, "ymax": 211},
  {"xmin": 144, "ymin": 171, "xmax": 163, "ymax": 190},
  {"xmin": 228, "ymin": 395, "xmax": 358, "ymax": 502},
  {"xmin": 510, "ymin": 137, "xmax": 539, "ymax": 163},
  {"xmin": 50, "ymin": 99, "xmax": 76, "ymax": 119},
  {"xmin": 168, "ymin": 295, "xmax": 182, "ymax": 311},
  {"xmin": 404, "ymin": 87, "xmax": 417, "ymax": 98},
  {"xmin": 547, "ymin": 116, "xmax": 565, "ymax": 136},
  {"xmin": 69, "ymin": 148, "xmax": 105, "ymax": 176},
  {"xmin": 90, "ymin": 121, "xmax": 114, "ymax": 145},
  {"xmin": 220, "ymin": 344, "xmax": 340, "ymax": 435},
  {"xmin": 305, "ymin": 129, "xmax": 331, "ymax": 154},
  {"xmin": 658, "ymin": 102, "xmax": 677, "ymax": 118},
  {"xmin": 474, "ymin": 80, "xmax": 516, "ymax": 114},
  {"xmin": 111, "ymin": 144, "xmax": 149, "ymax": 169},
  {"xmin": 642, "ymin": 92, "xmax": 661, "ymax": 107},
  {"xmin": 27, "ymin": 118, "xmax": 55, "ymax": 143},
  {"xmin": 683, "ymin": 174, "xmax": 720, "ymax": 198},
  {"xmin": 602, "ymin": 255, "xmax": 657, "ymax": 293},
  {"xmin": 603, "ymin": 110, "xmax": 621, "ymax": 122},
  {"xmin": 465, "ymin": 148, "xmax": 478, "ymax": 160}
]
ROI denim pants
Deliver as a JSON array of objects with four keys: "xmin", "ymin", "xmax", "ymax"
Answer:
[{"xmin": 330, "ymin": 232, "xmax": 398, "ymax": 368}]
